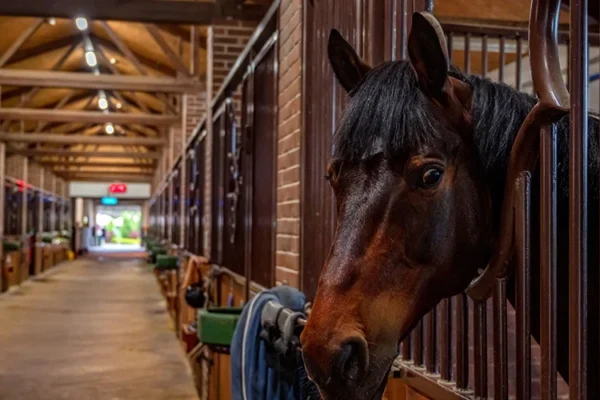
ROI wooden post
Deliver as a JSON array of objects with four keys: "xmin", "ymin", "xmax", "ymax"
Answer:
[
  {"xmin": 21, "ymin": 157, "xmax": 28, "ymax": 281},
  {"xmin": 0, "ymin": 143, "xmax": 5, "ymax": 290},
  {"xmin": 51, "ymin": 176, "xmax": 56, "ymax": 233},
  {"xmin": 35, "ymin": 168, "xmax": 44, "ymax": 275},
  {"xmin": 204, "ymin": 26, "xmax": 213, "ymax": 257}
]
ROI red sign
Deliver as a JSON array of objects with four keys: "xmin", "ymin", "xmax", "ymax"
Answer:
[{"xmin": 109, "ymin": 183, "xmax": 127, "ymax": 194}]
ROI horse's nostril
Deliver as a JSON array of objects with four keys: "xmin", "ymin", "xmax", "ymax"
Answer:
[{"xmin": 334, "ymin": 337, "xmax": 369, "ymax": 384}]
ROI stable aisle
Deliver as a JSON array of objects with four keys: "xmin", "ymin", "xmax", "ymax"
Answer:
[{"xmin": 0, "ymin": 257, "xmax": 198, "ymax": 400}]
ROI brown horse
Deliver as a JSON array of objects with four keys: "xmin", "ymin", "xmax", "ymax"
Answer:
[{"xmin": 300, "ymin": 11, "xmax": 600, "ymax": 400}]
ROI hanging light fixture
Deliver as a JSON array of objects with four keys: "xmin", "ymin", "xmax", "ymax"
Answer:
[
  {"xmin": 85, "ymin": 51, "xmax": 97, "ymax": 67},
  {"xmin": 48, "ymin": 18, "xmax": 57, "ymax": 26},
  {"xmin": 105, "ymin": 123, "xmax": 115, "ymax": 134},
  {"xmin": 75, "ymin": 17, "xmax": 88, "ymax": 31},
  {"xmin": 98, "ymin": 97, "xmax": 108, "ymax": 110}
]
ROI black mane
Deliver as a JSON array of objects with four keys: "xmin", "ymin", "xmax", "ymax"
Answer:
[{"xmin": 332, "ymin": 60, "xmax": 599, "ymax": 203}]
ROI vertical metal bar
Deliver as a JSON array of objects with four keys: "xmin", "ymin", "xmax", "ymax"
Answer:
[
  {"xmin": 464, "ymin": 33, "xmax": 471, "ymax": 75},
  {"xmin": 0, "ymin": 143, "xmax": 5, "ymax": 290},
  {"xmin": 481, "ymin": 35, "xmax": 488, "ymax": 78},
  {"xmin": 540, "ymin": 124, "xmax": 557, "ymax": 400},
  {"xmin": 455, "ymin": 293, "xmax": 468, "ymax": 389},
  {"xmin": 413, "ymin": 319, "xmax": 424, "ymax": 367},
  {"xmin": 402, "ymin": 332, "xmax": 412, "ymax": 361},
  {"xmin": 447, "ymin": 32, "xmax": 454, "ymax": 63},
  {"xmin": 473, "ymin": 301, "xmax": 487, "ymax": 398},
  {"xmin": 516, "ymin": 37, "xmax": 523, "ymax": 90},
  {"xmin": 569, "ymin": 0, "xmax": 589, "ymax": 396},
  {"xmin": 425, "ymin": 308, "xmax": 436, "ymax": 373},
  {"xmin": 493, "ymin": 280, "xmax": 508, "ymax": 400},
  {"xmin": 516, "ymin": 171, "xmax": 532, "ymax": 400},
  {"xmin": 399, "ymin": 0, "xmax": 407, "ymax": 60},
  {"xmin": 440, "ymin": 297, "xmax": 452, "ymax": 381},
  {"xmin": 499, "ymin": 36, "xmax": 506, "ymax": 82}
]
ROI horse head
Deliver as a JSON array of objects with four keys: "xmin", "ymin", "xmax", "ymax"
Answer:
[{"xmin": 300, "ymin": 12, "xmax": 495, "ymax": 399}]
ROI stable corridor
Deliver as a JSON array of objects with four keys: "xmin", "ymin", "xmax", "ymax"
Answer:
[{"xmin": 0, "ymin": 258, "xmax": 198, "ymax": 400}]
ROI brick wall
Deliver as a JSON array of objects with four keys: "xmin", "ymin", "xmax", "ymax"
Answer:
[
  {"xmin": 5, "ymin": 155, "xmax": 25, "ymax": 180},
  {"xmin": 275, "ymin": 0, "xmax": 302, "ymax": 287},
  {"xmin": 203, "ymin": 23, "xmax": 255, "ymax": 257},
  {"xmin": 185, "ymin": 92, "xmax": 206, "ymax": 140}
]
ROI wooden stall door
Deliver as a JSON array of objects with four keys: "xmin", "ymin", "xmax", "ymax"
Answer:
[{"xmin": 243, "ymin": 39, "xmax": 278, "ymax": 289}]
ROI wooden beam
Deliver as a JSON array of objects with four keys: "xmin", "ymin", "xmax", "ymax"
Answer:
[
  {"xmin": 0, "ymin": 108, "xmax": 178, "ymax": 126},
  {"xmin": 58, "ymin": 173, "xmax": 152, "ymax": 183},
  {"xmin": 0, "ymin": 69, "xmax": 199, "ymax": 92},
  {"xmin": 99, "ymin": 21, "xmax": 147, "ymax": 76},
  {"xmin": 53, "ymin": 169, "xmax": 153, "ymax": 176},
  {"xmin": 8, "ymin": 34, "xmax": 81, "ymax": 65},
  {"xmin": 0, "ymin": 1, "xmax": 268, "ymax": 24},
  {"xmin": 13, "ymin": 149, "xmax": 160, "ymax": 159},
  {"xmin": 39, "ymin": 161, "xmax": 155, "ymax": 168},
  {"xmin": 0, "ymin": 133, "xmax": 167, "ymax": 146},
  {"xmin": 146, "ymin": 24, "xmax": 191, "ymax": 77},
  {"xmin": 0, "ymin": 18, "xmax": 45, "ymax": 67},
  {"xmin": 91, "ymin": 35, "xmax": 173, "ymax": 76}
]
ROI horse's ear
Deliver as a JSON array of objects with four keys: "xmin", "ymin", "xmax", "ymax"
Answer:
[
  {"xmin": 328, "ymin": 29, "xmax": 371, "ymax": 93},
  {"xmin": 408, "ymin": 12, "xmax": 450, "ymax": 99}
]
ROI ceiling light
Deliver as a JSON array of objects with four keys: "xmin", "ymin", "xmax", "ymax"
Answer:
[
  {"xmin": 48, "ymin": 18, "xmax": 57, "ymax": 26},
  {"xmin": 98, "ymin": 97, "xmax": 108, "ymax": 110},
  {"xmin": 75, "ymin": 17, "xmax": 88, "ymax": 31},
  {"xmin": 116, "ymin": 102, "xmax": 122, "ymax": 109},
  {"xmin": 109, "ymin": 57, "xmax": 117, "ymax": 64},
  {"xmin": 85, "ymin": 51, "xmax": 97, "ymax": 67},
  {"xmin": 105, "ymin": 123, "xmax": 115, "ymax": 135}
]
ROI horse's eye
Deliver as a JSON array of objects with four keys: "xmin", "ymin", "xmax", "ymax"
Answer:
[{"xmin": 421, "ymin": 167, "xmax": 443, "ymax": 188}]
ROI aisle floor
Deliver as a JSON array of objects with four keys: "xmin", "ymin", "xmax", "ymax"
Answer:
[{"xmin": 0, "ymin": 258, "xmax": 198, "ymax": 400}]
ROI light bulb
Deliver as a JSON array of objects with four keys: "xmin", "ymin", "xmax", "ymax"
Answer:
[
  {"xmin": 105, "ymin": 123, "xmax": 115, "ymax": 134},
  {"xmin": 98, "ymin": 97, "xmax": 108, "ymax": 110},
  {"xmin": 85, "ymin": 51, "xmax": 97, "ymax": 67},
  {"xmin": 75, "ymin": 18, "xmax": 88, "ymax": 31}
]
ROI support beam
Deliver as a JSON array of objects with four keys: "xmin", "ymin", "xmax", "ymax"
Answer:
[
  {"xmin": 13, "ymin": 149, "xmax": 160, "ymax": 159},
  {"xmin": 53, "ymin": 169, "xmax": 153, "ymax": 176},
  {"xmin": 39, "ymin": 161, "xmax": 155, "ymax": 168},
  {"xmin": 0, "ymin": 108, "xmax": 179, "ymax": 125},
  {"xmin": 0, "ymin": 1, "xmax": 268, "ymax": 25},
  {"xmin": 0, "ymin": 69, "xmax": 199, "ymax": 93},
  {"xmin": 0, "ymin": 18, "xmax": 45, "ymax": 68},
  {"xmin": 146, "ymin": 24, "xmax": 191, "ymax": 77},
  {"xmin": 60, "ymin": 173, "xmax": 152, "ymax": 183},
  {"xmin": 0, "ymin": 133, "xmax": 167, "ymax": 146}
]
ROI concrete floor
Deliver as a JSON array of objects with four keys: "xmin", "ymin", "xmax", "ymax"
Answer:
[{"xmin": 0, "ymin": 258, "xmax": 198, "ymax": 400}]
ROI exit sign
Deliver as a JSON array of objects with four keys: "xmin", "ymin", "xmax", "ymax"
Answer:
[{"xmin": 109, "ymin": 183, "xmax": 127, "ymax": 194}]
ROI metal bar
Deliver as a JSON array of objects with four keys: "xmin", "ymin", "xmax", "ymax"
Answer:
[
  {"xmin": 402, "ymin": 334, "xmax": 412, "ymax": 361},
  {"xmin": 455, "ymin": 293, "xmax": 468, "ymax": 389},
  {"xmin": 464, "ymin": 33, "xmax": 471, "ymax": 74},
  {"xmin": 473, "ymin": 301, "xmax": 487, "ymax": 398},
  {"xmin": 569, "ymin": 0, "xmax": 589, "ymax": 396},
  {"xmin": 515, "ymin": 171, "xmax": 532, "ymax": 400},
  {"xmin": 498, "ymin": 36, "xmax": 506, "ymax": 82},
  {"xmin": 481, "ymin": 35, "xmax": 488, "ymax": 78},
  {"xmin": 516, "ymin": 37, "xmax": 523, "ymax": 90},
  {"xmin": 0, "ymin": 69, "xmax": 199, "ymax": 92},
  {"xmin": 493, "ymin": 280, "xmax": 508, "ymax": 399},
  {"xmin": 439, "ymin": 297, "xmax": 452, "ymax": 381},
  {"xmin": 425, "ymin": 308, "xmax": 436, "ymax": 373},
  {"xmin": 0, "ymin": 142, "xmax": 5, "ymax": 290},
  {"xmin": 412, "ymin": 320, "xmax": 423, "ymax": 366}
]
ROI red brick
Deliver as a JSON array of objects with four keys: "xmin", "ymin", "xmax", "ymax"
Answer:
[
  {"xmin": 277, "ymin": 166, "xmax": 300, "ymax": 186},
  {"xmin": 276, "ymin": 252, "xmax": 299, "ymax": 270},
  {"xmin": 277, "ymin": 201, "xmax": 300, "ymax": 218},
  {"xmin": 275, "ymin": 267, "xmax": 299, "ymax": 287},
  {"xmin": 277, "ymin": 235, "xmax": 299, "ymax": 253},
  {"xmin": 277, "ymin": 219, "xmax": 300, "ymax": 236},
  {"xmin": 277, "ymin": 183, "xmax": 300, "ymax": 202}
]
